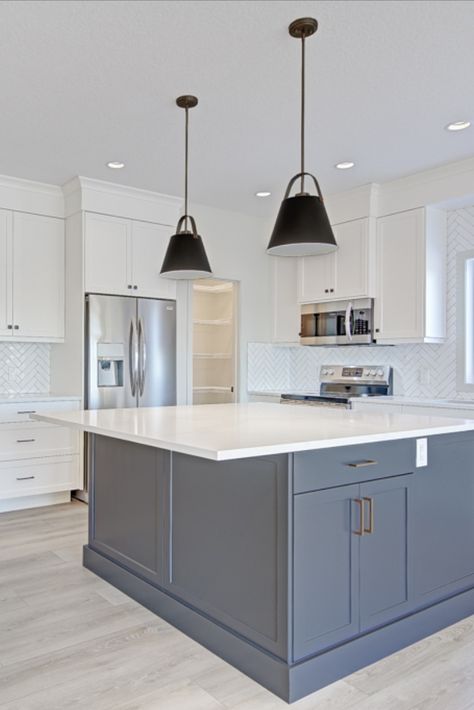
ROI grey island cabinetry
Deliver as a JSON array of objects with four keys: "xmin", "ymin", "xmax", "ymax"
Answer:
[{"xmin": 34, "ymin": 403, "xmax": 474, "ymax": 703}]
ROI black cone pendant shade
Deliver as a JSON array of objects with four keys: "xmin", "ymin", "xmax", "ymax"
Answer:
[
  {"xmin": 267, "ymin": 18, "xmax": 337, "ymax": 257},
  {"xmin": 161, "ymin": 95, "xmax": 212, "ymax": 279}
]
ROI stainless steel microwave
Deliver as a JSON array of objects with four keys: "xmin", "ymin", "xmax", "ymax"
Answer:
[{"xmin": 300, "ymin": 298, "xmax": 374, "ymax": 346}]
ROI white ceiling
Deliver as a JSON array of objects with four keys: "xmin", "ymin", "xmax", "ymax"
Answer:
[{"xmin": 0, "ymin": 0, "xmax": 473, "ymax": 217}]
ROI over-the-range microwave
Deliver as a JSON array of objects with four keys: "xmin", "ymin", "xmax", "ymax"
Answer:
[{"xmin": 300, "ymin": 298, "xmax": 374, "ymax": 346}]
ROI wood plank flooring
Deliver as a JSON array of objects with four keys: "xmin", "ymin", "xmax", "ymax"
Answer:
[{"xmin": 0, "ymin": 501, "xmax": 474, "ymax": 709}]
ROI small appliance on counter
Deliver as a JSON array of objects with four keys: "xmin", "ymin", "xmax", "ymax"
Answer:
[
  {"xmin": 300, "ymin": 298, "xmax": 374, "ymax": 345},
  {"xmin": 281, "ymin": 365, "xmax": 392, "ymax": 409}
]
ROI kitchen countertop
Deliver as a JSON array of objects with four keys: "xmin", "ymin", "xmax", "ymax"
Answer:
[
  {"xmin": 34, "ymin": 402, "xmax": 474, "ymax": 461},
  {"xmin": 0, "ymin": 393, "xmax": 82, "ymax": 403},
  {"xmin": 353, "ymin": 395, "xmax": 474, "ymax": 410}
]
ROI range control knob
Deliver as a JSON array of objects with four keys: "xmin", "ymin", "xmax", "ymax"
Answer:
[
  {"xmin": 370, "ymin": 369, "xmax": 376, "ymax": 376},
  {"xmin": 321, "ymin": 369, "xmax": 328, "ymax": 376},
  {"xmin": 377, "ymin": 368, "xmax": 384, "ymax": 377}
]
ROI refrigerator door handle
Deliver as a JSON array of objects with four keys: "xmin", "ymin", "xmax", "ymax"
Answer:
[
  {"xmin": 128, "ymin": 320, "xmax": 138, "ymax": 397},
  {"xmin": 138, "ymin": 317, "xmax": 147, "ymax": 397}
]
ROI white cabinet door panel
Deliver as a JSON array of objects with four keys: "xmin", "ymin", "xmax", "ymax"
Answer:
[
  {"xmin": 12, "ymin": 213, "xmax": 64, "ymax": 339},
  {"xmin": 298, "ymin": 252, "xmax": 335, "ymax": 303},
  {"xmin": 85, "ymin": 213, "xmax": 131, "ymax": 294},
  {"xmin": 131, "ymin": 222, "xmax": 176, "ymax": 299},
  {"xmin": 334, "ymin": 219, "xmax": 370, "ymax": 300},
  {"xmin": 272, "ymin": 257, "xmax": 299, "ymax": 342},
  {"xmin": 0, "ymin": 210, "xmax": 13, "ymax": 337}
]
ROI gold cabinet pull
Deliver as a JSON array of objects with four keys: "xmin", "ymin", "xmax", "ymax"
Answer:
[
  {"xmin": 346, "ymin": 460, "xmax": 378, "ymax": 468},
  {"xmin": 354, "ymin": 498, "xmax": 365, "ymax": 536},
  {"xmin": 363, "ymin": 497, "xmax": 374, "ymax": 534}
]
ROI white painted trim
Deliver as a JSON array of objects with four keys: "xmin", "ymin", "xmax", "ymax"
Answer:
[
  {"xmin": 0, "ymin": 174, "xmax": 64, "ymax": 217},
  {"xmin": 62, "ymin": 176, "xmax": 182, "ymax": 225},
  {"xmin": 325, "ymin": 183, "xmax": 378, "ymax": 224},
  {"xmin": 0, "ymin": 490, "xmax": 71, "ymax": 512},
  {"xmin": 457, "ymin": 250, "xmax": 474, "ymax": 393}
]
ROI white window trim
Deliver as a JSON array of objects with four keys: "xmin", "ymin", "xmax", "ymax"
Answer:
[{"xmin": 456, "ymin": 250, "xmax": 474, "ymax": 392}]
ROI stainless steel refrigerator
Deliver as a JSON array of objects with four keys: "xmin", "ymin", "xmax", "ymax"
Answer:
[
  {"xmin": 77, "ymin": 294, "xmax": 177, "ymax": 501},
  {"xmin": 85, "ymin": 294, "xmax": 176, "ymax": 410}
]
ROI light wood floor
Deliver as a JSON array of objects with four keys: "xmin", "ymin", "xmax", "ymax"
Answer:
[{"xmin": 1, "ymin": 501, "xmax": 474, "ymax": 709}]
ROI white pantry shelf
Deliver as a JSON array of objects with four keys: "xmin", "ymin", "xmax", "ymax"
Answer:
[
  {"xmin": 193, "ymin": 353, "xmax": 232, "ymax": 360},
  {"xmin": 193, "ymin": 319, "xmax": 232, "ymax": 326}
]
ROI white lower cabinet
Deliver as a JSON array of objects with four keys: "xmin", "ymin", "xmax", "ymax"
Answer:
[{"xmin": 0, "ymin": 398, "xmax": 81, "ymax": 511}]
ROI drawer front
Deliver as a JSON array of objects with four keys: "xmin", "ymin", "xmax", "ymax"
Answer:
[
  {"xmin": 0, "ymin": 456, "xmax": 80, "ymax": 498},
  {"xmin": 294, "ymin": 440, "xmax": 416, "ymax": 493},
  {"xmin": 0, "ymin": 424, "xmax": 79, "ymax": 461},
  {"xmin": 0, "ymin": 399, "xmax": 80, "ymax": 424}
]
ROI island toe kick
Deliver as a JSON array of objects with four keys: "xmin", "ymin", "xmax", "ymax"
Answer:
[{"xmin": 84, "ymin": 432, "xmax": 474, "ymax": 703}]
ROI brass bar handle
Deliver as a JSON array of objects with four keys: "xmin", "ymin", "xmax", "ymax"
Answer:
[
  {"xmin": 363, "ymin": 497, "xmax": 374, "ymax": 534},
  {"xmin": 354, "ymin": 498, "xmax": 365, "ymax": 536},
  {"xmin": 346, "ymin": 460, "xmax": 378, "ymax": 468}
]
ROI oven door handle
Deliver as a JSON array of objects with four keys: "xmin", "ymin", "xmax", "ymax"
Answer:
[{"xmin": 345, "ymin": 301, "xmax": 353, "ymax": 341}]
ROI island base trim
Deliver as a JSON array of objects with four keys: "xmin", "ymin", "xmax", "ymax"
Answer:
[{"xmin": 83, "ymin": 545, "xmax": 474, "ymax": 704}]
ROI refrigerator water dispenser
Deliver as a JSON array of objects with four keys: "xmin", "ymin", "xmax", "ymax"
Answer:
[{"xmin": 97, "ymin": 343, "xmax": 124, "ymax": 388}]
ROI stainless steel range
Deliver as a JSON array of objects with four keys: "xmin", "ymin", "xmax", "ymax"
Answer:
[{"xmin": 280, "ymin": 365, "xmax": 393, "ymax": 409}]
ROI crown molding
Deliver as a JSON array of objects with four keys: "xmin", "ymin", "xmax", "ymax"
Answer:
[
  {"xmin": 325, "ymin": 183, "xmax": 379, "ymax": 224},
  {"xmin": 62, "ymin": 176, "xmax": 182, "ymax": 225},
  {"xmin": 0, "ymin": 174, "xmax": 64, "ymax": 217}
]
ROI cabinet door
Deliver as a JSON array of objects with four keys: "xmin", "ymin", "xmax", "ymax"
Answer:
[
  {"xmin": 375, "ymin": 209, "xmax": 424, "ymax": 340},
  {"xmin": 84, "ymin": 213, "xmax": 131, "ymax": 295},
  {"xmin": 293, "ymin": 485, "xmax": 360, "ymax": 659},
  {"xmin": 359, "ymin": 475, "xmax": 413, "ymax": 631},
  {"xmin": 334, "ymin": 218, "xmax": 372, "ymax": 300},
  {"xmin": 297, "ymin": 251, "xmax": 336, "ymax": 303},
  {"xmin": 12, "ymin": 213, "xmax": 64, "ymax": 339},
  {"xmin": 131, "ymin": 222, "xmax": 176, "ymax": 299},
  {"xmin": 412, "ymin": 433, "xmax": 474, "ymax": 605},
  {"xmin": 272, "ymin": 256, "xmax": 299, "ymax": 342},
  {"xmin": 0, "ymin": 209, "xmax": 13, "ymax": 337}
]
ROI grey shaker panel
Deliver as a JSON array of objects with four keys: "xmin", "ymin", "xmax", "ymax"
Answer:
[
  {"xmin": 90, "ymin": 434, "xmax": 169, "ymax": 584},
  {"xmin": 164, "ymin": 452, "xmax": 289, "ymax": 659},
  {"xmin": 413, "ymin": 433, "xmax": 474, "ymax": 604},
  {"xmin": 293, "ymin": 485, "xmax": 360, "ymax": 660},
  {"xmin": 294, "ymin": 439, "xmax": 416, "ymax": 493},
  {"xmin": 359, "ymin": 475, "xmax": 414, "ymax": 631}
]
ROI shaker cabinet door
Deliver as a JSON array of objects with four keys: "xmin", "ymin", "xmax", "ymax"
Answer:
[
  {"xmin": 359, "ymin": 475, "xmax": 413, "ymax": 631},
  {"xmin": 12, "ymin": 212, "xmax": 64, "ymax": 339},
  {"xmin": 0, "ymin": 209, "xmax": 13, "ymax": 337},
  {"xmin": 131, "ymin": 222, "xmax": 176, "ymax": 299},
  {"xmin": 84, "ymin": 213, "xmax": 131, "ymax": 295},
  {"xmin": 333, "ymin": 218, "xmax": 372, "ymax": 300},
  {"xmin": 293, "ymin": 485, "xmax": 360, "ymax": 659}
]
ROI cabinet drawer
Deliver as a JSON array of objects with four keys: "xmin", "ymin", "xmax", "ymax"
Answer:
[
  {"xmin": 0, "ymin": 399, "xmax": 80, "ymax": 424},
  {"xmin": 0, "ymin": 456, "xmax": 80, "ymax": 498},
  {"xmin": 0, "ymin": 424, "xmax": 79, "ymax": 461},
  {"xmin": 294, "ymin": 440, "xmax": 416, "ymax": 493}
]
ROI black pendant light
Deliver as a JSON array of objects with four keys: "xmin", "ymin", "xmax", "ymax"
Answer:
[
  {"xmin": 267, "ymin": 18, "xmax": 337, "ymax": 257},
  {"xmin": 161, "ymin": 95, "xmax": 212, "ymax": 279}
]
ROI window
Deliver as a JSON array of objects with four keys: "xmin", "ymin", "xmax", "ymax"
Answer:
[{"xmin": 457, "ymin": 251, "xmax": 474, "ymax": 391}]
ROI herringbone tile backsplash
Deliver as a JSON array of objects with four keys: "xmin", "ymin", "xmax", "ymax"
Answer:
[
  {"xmin": 248, "ymin": 206, "xmax": 474, "ymax": 399},
  {"xmin": 0, "ymin": 343, "xmax": 50, "ymax": 394}
]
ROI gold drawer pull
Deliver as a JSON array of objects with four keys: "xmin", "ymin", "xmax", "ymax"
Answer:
[
  {"xmin": 363, "ymin": 497, "xmax": 374, "ymax": 534},
  {"xmin": 346, "ymin": 459, "xmax": 378, "ymax": 468},
  {"xmin": 354, "ymin": 498, "xmax": 365, "ymax": 536}
]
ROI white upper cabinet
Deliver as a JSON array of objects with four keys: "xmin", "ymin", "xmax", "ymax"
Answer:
[
  {"xmin": 297, "ymin": 218, "xmax": 375, "ymax": 303},
  {"xmin": 131, "ymin": 222, "xmax": 176, "ymax": 299},
  {"xmin": 374, "ymin": 207, "xmax": 446, "ymax": 343},
  {"xmin": 0, "ymin": 209, "xmax": 13, "ymax": 337},
  {"xmin": 84, "ymin": 213, "xmax": 176, "ymax": 299},
  {"xmin": 0, "ymin": 211, "xmax": 64, "ymax": 342},
  {"xmin": 13, "ymin": 213, "xmax": 64, "ymax": 340},
  {"xmin": 271, "ymin": 257, "xmax": 300, "ymax": 343},
  {"xmin": 84, "ymin": 213, "xmax": 130, "ymax": 294}
]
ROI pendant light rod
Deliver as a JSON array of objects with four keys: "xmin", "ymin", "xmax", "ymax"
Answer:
[
  {"xmin": 176, "ymin": 95, "xmax": 198, "ymax": 234},
  {"xmin": 300, "ymin": 34, "xmax": 305, "ymax": 194}
]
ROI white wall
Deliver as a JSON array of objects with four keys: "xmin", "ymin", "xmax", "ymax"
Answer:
[
  {"xmin": 181, "ymin": 202, "xmax": 272, "ymax": 402},
  {"xmin": 248, "ymin": 206, "xmax": 474, "ymax": 400}
]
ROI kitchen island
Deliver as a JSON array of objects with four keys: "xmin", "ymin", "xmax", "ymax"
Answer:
[{"xmin": 35, "ymin": 403, "xmax": 474, "ymax": 703}]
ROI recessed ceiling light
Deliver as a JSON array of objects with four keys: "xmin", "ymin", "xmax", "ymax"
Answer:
[
  {"xmin": 335, "ymin": 161, "xmax": 355, "ymax": 170},
  {"xmin": 445, "ymin": 121, "xmax": 471, "ymax": 132},
  {"xmin": 106, "ymin": 161, "xmax": 125, "ymax": 169},
  {"xmin": 255, "ymin": 191, "xmax": 271, "ymax": 198}
]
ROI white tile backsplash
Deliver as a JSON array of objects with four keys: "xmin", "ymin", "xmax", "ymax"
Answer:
[
  {"xmin": 0, "ymin": 343, "xmax": 50, "ymax": 394},
  {"xmin": 248, "ymin": 206, "xmax": 474, "ymax": 399}
]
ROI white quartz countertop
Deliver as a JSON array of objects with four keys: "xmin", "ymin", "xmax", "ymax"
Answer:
[
  {"xmin": 0, "ymin": 393, "xmax": 81, "ymax": 403},
  {"xmin": 33, "ymin": 403, "xmax": 474, "ymax": 461},
  {"xmin": 353, "ymin": 396, "xmax": 474, "ymax": 411}
]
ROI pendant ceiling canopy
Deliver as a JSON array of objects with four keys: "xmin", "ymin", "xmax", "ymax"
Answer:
[
  {"xmin": 267, "ymin": 18, "xmax": 337, "ymax": 257},
  {"xmin": 161, "ymin": 95, "xmax": 212, "ymax": 279}
]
